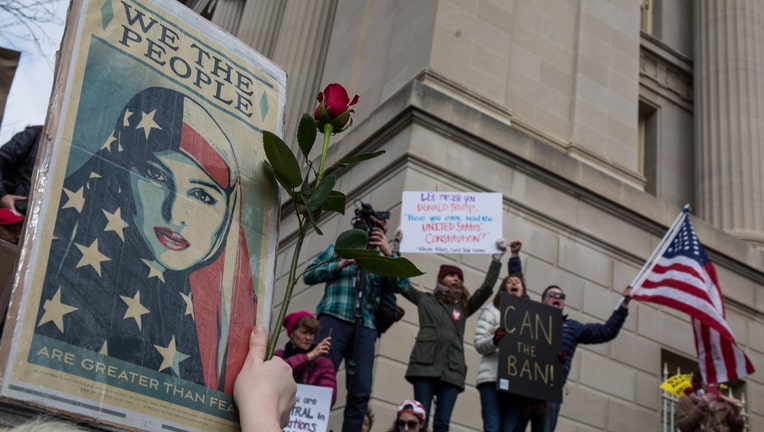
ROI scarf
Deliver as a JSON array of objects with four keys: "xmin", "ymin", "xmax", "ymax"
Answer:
[{"xmin": 283, "ymin": 342, "xmax": 315, "ymax": 384}]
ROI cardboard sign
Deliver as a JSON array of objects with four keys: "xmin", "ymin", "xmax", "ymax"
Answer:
[
  {"xmin": 399, "ymin": 191, "xmax": 502, "ymax": 254},
  {"xmin": 0, "ymin": 0, "xmax": 285, "ymax": 430},
  {"xmin": 496, "ymin": 293, "xmax": 563, "ymax": 403},
  {"xmin": 284, "ymin": 384, "xmax": 332, "ymax": 432}
]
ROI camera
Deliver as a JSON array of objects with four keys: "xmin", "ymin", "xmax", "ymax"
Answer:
[{"xmin": 352, "ymin": 202, "xmax": 390, "ymax": 234}]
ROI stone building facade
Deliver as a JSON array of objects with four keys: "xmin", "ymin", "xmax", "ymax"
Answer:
[{"xmin": 197, "ymin": 0, "xmax": 763, "ymax": 431}]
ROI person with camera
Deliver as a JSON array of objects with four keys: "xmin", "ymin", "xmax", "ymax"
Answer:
[
  {"xmin": 303, "ymin": 203, "xmax": 410, "ymax": 432},
  {"xmin": 399, "ymin": 231, "xmax": 507, "ymax": 432}
]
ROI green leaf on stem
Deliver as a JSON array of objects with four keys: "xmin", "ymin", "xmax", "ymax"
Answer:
[
  {"xmin": 334, "ymin": 150, "xmax": 386, "ymax": 168},
  {"xmin": 263, "ymin": 161, "xmax": 298, "ymax": 199},
  {"xmin": 322, "ymin": 191, "xmax": 346, "ymax": 213},
  {"xmin": 297, "ymin": 113, "xmax": 317, "ymax": 158},
  {"xmin": 335, "ymin": 229, "xmax": 369, "ymax": 249},
  {"xmin": 334, "ymin": 249, "xmax": 425, "ymax": 278},
  {"xmin": 263, "ymin": 131, "xmax": 302, "ymax": 188},
  {"xmin": 308, "ymin": 175, "xmax": 336, "ymax": 211}
]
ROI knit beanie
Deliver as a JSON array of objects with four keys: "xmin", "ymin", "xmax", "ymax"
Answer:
[
  {"xmin": 437, "ymin": 264, "xmax": 463, "ymax": 282},
  {"xmin": 282, "ymin": 311, "xmax": 315, "ymax": 336}
]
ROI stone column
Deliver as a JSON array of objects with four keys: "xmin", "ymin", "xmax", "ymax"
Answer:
[
  {"xmin": 695, "ymin": 0, "xmax": 764, "ymax": 246},
  {"xmin": 270, "ymin": 0, "xmax": 337, "ymax": 141},
  {"xmin": 234, "ymin": 0, "xmax": 287, "ymax": 58}
]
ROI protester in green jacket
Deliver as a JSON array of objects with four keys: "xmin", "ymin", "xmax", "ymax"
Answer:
[{"xmin": 401, "ymin": 238, "xmax": 506, "ymax": 432}]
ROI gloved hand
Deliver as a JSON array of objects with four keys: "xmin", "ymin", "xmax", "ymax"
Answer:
[
  {"xmin": 390, "ymin": 227, "xmax": 403, "ymax": 254},
  {"xmin": 493, "ymin": 327, "xmax": 506, "ymax": 346},
  {"xmin": 492, "ymin": 238, "xmax": 508, "ymax": 262},
  {"xmin": 557, "ymin": 351, "xmax": 568, "ymax": 364},
  {"xmin": 510, "ymin": 240, "xmax": 522, "ymax": 257}
]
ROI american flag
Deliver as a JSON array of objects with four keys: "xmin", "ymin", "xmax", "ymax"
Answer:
[{"xmin": 630, "ymin": 209, "xmax": 755, "ymax": 384}]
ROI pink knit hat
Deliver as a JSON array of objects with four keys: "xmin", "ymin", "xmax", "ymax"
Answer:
[{"xmin": 282, "ymin": 311, "xmax": 315, "ymax": 336}]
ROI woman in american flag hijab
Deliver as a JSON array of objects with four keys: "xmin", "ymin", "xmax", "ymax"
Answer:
[{"xmin": 35, "ymin": 87, "xmax": 256, "ymax": 393}]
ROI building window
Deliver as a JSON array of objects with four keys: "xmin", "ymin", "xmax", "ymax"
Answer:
[
  {"xmin": 660, "ymin": 350, "xmax": 749, "ymax": 432},
  {"xmin": 638, "ymin": 101, "xmax": 658, "ymax": 195},
  {"xmin": 641, "ymin": 0, "xmax": 654, "ymax": 34}
]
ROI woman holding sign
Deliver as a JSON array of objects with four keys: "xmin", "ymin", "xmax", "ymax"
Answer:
[
  {"xmin": 473, "ymin": 240, "xmax": 528, "ymax": 432},
  {"xmin": 401, "ymin": 235, "xmax": 507, "ymax": 432}
]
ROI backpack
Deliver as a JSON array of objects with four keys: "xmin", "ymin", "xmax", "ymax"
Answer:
[{"xmin": 375, "ymin": 289, "xmax": 404, "ymax": 335}]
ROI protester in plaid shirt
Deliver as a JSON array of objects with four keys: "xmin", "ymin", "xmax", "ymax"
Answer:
[{"xmin": 304, "ymin": 224, "xmax": 410, "ymax": 432}]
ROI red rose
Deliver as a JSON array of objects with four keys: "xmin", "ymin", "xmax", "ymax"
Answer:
[{"xmin": 313, "ymin": 83, "xmax": 359, "ymax": 133}]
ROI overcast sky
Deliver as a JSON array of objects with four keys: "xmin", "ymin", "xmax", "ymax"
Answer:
[{"xmin": 0, "ymin": 0, "xmax": 68, "ymax": 144}]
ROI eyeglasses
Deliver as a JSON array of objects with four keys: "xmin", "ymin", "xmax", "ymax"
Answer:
[
  {"xmin": 546, "ymin": 291, "xmax": 566, "ymax": 300},
  {"xmin": 397, "ymin": 420, "xmax": 419, "ymax": 430}
]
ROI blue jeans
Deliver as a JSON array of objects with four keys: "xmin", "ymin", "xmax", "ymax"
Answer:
[
  {"xmin": 540, "ymin": 401, "xmax": 559, "ymax": 432},
  {"xmin": 477, "ymin": 383, "xmax": 522, "ymax": 432},
  {"xmin": 516, "ymin": 401, "xmax": 557, "ymax": 432},
  {"xmin": 317, "ymin": 315, "xmax": 377, "ymax": 432},
  {"xmin": 411, "ymin": 377, "xmax": 460, "ymax": 432}
]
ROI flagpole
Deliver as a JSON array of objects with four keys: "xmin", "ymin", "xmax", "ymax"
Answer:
[{"xmin": 615, "ymin": 204, "xmax": 690, "ymax": 309}]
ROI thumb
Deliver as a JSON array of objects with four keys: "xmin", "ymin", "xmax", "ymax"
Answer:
[{"xmin": 248, "ymin": 324, "xmax": 269, "ymax": 364}]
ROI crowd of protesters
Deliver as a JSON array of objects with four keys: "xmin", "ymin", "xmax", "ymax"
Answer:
[{"xmin": 0, "ymin": 125, "xmax": 643, "ymax": 431}]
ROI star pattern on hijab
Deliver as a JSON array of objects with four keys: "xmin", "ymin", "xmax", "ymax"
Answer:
[
  {"xmin": 102, "ymin": 208, "xmax": 128, "ymax": 241},
  {"xmin": 37, "ymin": 288, "xmax": 78, "ymax": 333},
  {"xmin": 136, "ymin": 109, "xmax": 162, "ymax": 139},
  {"xmin": 75, "ymin": 239, "xmax": 110, "ymax": 276},
  {"xmin": 155, "ymin": 337, "xmax": 189, "ymax": 375},
  {"xmin": 120, "ymin": 291, "xmax": 150, "ymax": 330},
  {"xmin": 142, "ymin": 258, "xmax": 166, "ymax": 282},
  {"xmin": 61, "ymin": 187, "xmax": 85, "ymax": 213}
]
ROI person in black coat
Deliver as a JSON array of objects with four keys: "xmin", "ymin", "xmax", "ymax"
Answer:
[{"xmin": 0, "ymin": 124, "xmax": 43, "ymax": 213}]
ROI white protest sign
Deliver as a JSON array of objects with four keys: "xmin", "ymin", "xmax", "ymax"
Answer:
[
  {"xmin": 400, "ymin": 191, "xmax": 503, "ymax": 254},
  {"xmin": 284, "ymin": 384, "xmax": 332, "ymax": 432}
]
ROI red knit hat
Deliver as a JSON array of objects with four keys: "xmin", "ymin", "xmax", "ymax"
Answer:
[
  {"xmin": 437, "ymin": 264, "xmax": 463, "ymax": 282},
  {"xmin": 0, "ymin": 208, "xmax": 24, "ymax": 226},
  {"xmin": 282, "ymin": 311, "xmax": 315, "ymax": 336}
]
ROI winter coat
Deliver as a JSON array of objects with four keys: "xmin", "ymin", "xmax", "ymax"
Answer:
[
  {"xmin": 274, "ymin": 347, "xmax": 338, "ymax": 407},
  {"xmin": 677, "ymin": 393, "xmax": 744, "ymax": 432},
  {"xmin": 474, "ymin": 256, "xmax": 525, "ymax": 385},
  {"xmin": 403, "ymin": 260, "xmax": 500, "ymax": 391},
  {"xmin": 473, "ymin": 303, "xmax": 501, "ymax": 385},
  {"xmin": 0, "ymin": 125, "xmax": 42, "ymax": 201}
]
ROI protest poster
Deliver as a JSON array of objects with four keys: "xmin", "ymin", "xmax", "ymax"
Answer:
[
  {"xmin": 0, "ymin": 0, "xmax": 286, "ymax": 430},
  {"xmin": 284, "ymin": 384, "xmax": 332, "ymax": 432},
  {"xmin": 496, "ymin": 293, "xmax": 563, "ymax": 403},
  {"xmin": 399, "ymin": 191, "xmax": 503, "ymax": 254}
]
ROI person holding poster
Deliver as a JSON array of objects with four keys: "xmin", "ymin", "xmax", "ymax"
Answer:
[
  {"xmin": 532, "ymin": 284, "xmax": 632, "ymax": 431},
  {"xmin": 235, "ymin": 325, "xmax": 298, "ymax": 432},
  {"xmin": 402, "ymin": 236, "xmax": 507, "ymax": 432},
  {"xmin": 274, "ymin": 311, "xmax": 337, "ymax": 407},
  {"xmin": 474, "ymin": 240, "xmax": 528, "ymax": 432},
  {"xmin": 34, "ymin": 87, "xmax": 256, "ymax": 393}
]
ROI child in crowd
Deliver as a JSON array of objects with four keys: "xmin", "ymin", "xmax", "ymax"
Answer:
[
  {"xmin": 388, "ymin": 400, "xmax": 428, "ymax": 432},
  {"xmin": 474, "ymin": 240, "xmax": 527, "ymax": 432},
  {"xmin": 274, "ymin": 311, "xmax": 337, "ymax": 407},
  {"xmin": 401, "ymin": 235, "xmax": 507, "ymax": 432}
]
